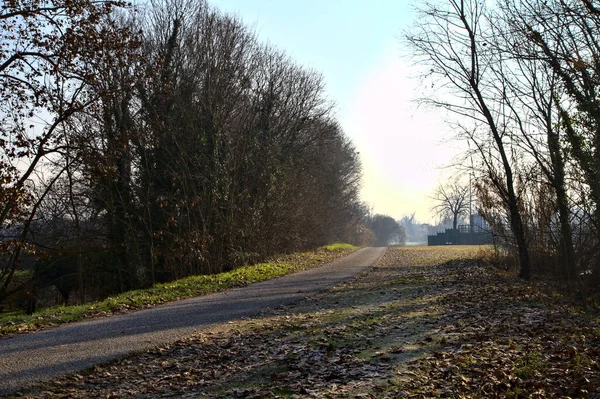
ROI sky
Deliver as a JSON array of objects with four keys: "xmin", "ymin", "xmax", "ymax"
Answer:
[{"xmin": 211, "ymin": 0, "xmax": 461, "ymax": 223}]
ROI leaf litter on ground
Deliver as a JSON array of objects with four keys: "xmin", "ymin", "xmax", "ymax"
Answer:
[{"xmin": 16, "ymin": 246, "xmax": 600, "ymax": 398}]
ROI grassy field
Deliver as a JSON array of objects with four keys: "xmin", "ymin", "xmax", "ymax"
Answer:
[{"xmin": 0, "ymin": 243, "xmax": 358, "ymax": 337}]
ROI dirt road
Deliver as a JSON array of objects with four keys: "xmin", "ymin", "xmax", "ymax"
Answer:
[{"xmin": 0, "ymin": 247, "xmax": 385, "ymax": 395}]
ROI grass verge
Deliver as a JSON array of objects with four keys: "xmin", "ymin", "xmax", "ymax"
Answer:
[
  {"xmin": 320, "ymin": 243, "xmax": 358, "ymax": 251},
  {"xmin": 0, "ymin": 243, "xmax": 358, "ymax": 337}
]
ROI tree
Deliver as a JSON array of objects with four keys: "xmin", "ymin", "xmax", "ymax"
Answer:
[
  {"xmin": 431, "ymin": 181, "xmax": 470, "ymax": 230},
  {"xmin": 400, "ymin": 213, "xmax": 430, "ymax": 243},
  {"xmin": 0, "ymin": 0, "xmax": 136, "ymax": 300},
  {"xmin": 368, "ymin": 214, "xmax": 406, "ymax": 247},
  {"xmin": 469, "ymin": 2, "xmax": 575, "ymax": 280},
  {"xmin": 406, "ymin": 0, "xmax": 532, "ymax": 279},
  {"xmin": 123, "ymin": 0, "xmax": 363, "ymax": 280},
  {"xmin": 498, "ymin": 0, "xmax": 600, "ymax": 280},
  {"xmin": 1, "ymin": 0, "xmax": 366, "ymax": 309}
]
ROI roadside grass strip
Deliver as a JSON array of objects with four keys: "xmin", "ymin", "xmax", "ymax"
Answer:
[{"xmin": 0, "ymin": 244, "xmax": 357, "ymax": 337}]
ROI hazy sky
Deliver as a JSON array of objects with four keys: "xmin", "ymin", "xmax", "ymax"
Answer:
[{"xmin": 212, "ymin": 0, "xmax": 461, "ymax": 223}]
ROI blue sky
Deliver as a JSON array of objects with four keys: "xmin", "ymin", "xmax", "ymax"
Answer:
[
  {"xmin": 212, "ymin": 0, "xmax": 409, "ymax": 110},
  {"xmin": 212, "ymin": 0, "xmax": 460, "ymax": 223}
]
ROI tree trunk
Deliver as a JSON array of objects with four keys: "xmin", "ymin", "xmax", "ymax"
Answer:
[
  {"xmin": 460, "ymin": 0, "xmax": 532, "ymax": 279},
  {"xmin": 472, "ymin": 73, "xmax": 531, "ymax": 280},
  {"xmin": 547, "ymin": 118, "xmax": 576, "ymax": 280}
]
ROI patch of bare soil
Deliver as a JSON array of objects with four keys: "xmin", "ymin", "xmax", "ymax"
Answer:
[{"xmin": 18, "ymin": 246, "xmax": 600, "ymax": 398}]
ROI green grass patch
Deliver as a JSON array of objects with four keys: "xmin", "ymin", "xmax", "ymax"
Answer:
[
  {"xmin": 514, "ymin": 350, "xmax": 548, "ymax": 380},
  {"xmin": 0, "ymin": 244, "xmax": 358, "ymax": 337},
  {"xmin": 12, "ymin": 269, "xmax": 34, "ymax": 280},
  {"xmin": 320, "ymin": 243, "xmax": 359, "ymax": 251},
  {"xmin": 393, "ymin": 276, "xmax": 428, "ymax": 284}
]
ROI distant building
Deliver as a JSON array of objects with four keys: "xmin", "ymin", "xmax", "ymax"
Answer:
[{"xmin": 427, "ymin": 214, "xmax": 493, "ymax": 246}]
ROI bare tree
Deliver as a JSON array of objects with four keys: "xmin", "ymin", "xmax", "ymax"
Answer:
[
  {"xmin": 1, "ymin": 0, "xmax": 366, "ymax": 309},
  {"xmin": 131, "ymin": 0, "xmax": 363, "ymax": 278},
  {"xmin": 406, "ymin": 0, "xmax": 532, "ymax": 279},
  {"xmin": 479, "ymin": 4, "xmax": 577, "ymax": 280},
  {"xmin": 432, "ymin": 181, "xmax": 470, "ymax": 230},
  {"xmin": 499, "ymin": 0, "xmax": 600, "ymax": 281}
]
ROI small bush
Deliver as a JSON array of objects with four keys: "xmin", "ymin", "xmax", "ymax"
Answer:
[{"xmin": 320, "ymin": 243, "xmax": 359, "ymax": 251}]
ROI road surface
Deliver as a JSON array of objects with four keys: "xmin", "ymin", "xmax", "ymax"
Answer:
[{"xmin": 0, "ymin": 247, "xmax": 385, "ymax": 395}]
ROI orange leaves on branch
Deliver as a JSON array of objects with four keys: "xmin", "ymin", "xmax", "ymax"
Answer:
[{"xmin": 0, "ymin": 0, "xmax": 139, "ymax": 299}]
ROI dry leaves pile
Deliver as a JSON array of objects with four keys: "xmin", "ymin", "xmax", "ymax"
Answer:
[{"xmin": 19, "ymin": 246, "xmax": 600, "ymax": 398}]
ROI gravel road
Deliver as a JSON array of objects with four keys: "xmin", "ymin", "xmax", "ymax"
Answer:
[{"xmin": 0, "ymin": 247, "xmax": 385, "ymax": 395}]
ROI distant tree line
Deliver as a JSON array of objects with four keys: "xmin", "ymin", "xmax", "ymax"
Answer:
[
  {"xmin": 367, "ymin": 214, "xmax": 406, "ymax": 247},
  {"xmin": 407, "ymin": 0, "xmax": 600, "ymax": 299},
  {"xmin": 0, "ymin": 0, "xmax": 370, "ymax": 308}
]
